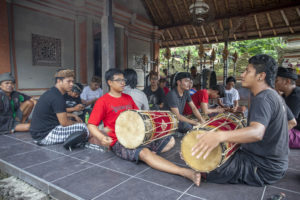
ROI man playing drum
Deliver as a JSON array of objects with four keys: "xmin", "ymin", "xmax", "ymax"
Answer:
[
  {"xmin": 87, "ymin": 69, "xmax": 201, "ymax": 186},
  {"xmin": 163, "ymin": 72, "xmax": 205, "ymax": 134},
  {"xmin": 191, "ymin": 54, "xmax": 289, "ymax": 186}
]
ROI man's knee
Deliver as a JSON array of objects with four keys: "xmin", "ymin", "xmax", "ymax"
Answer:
[
  {"xmin": 161, "ymin": 136, "xmax": 175, "ymax": 153},
  {"xmin": 21, "ymin": 100, "xmax": 34, "ymax": 110},
  {"xmin": 139, "ymin": 148, "xmax": 152, "ymax": 160}
]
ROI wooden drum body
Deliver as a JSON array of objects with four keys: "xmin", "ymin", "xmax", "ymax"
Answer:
[
  {"xmin": 181, "ymin": 113, "xmax": 245, "ymax": 172},
  {"xmin": 115, "ymin": 110, "xmax": 178, "ymax": 149}
]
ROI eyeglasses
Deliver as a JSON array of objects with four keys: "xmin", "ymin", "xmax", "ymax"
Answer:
[{"xmin": 111, "ymin": 79, "xmax": 127, "ymax": 83}]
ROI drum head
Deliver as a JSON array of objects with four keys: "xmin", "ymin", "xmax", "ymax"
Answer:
[
  {"xmin": 115, "ymin": 110, "xmax": 145, "ymax": 149},
  {"xmin": 181, "ymin": 129, "xmax": 222, "ymax": 172}
]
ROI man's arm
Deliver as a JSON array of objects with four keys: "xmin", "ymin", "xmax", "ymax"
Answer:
[
  {"xmin": 56, "ymin": 112, "xmax": 77, "ymax": 126},
  {"xmin": 200, "ymin": 102, "xmax": 224, "ymax": 114},
  {"xmin": 288, "ymin": 118, "xmax": 297, "ymax": 130},
  {"xmin": 188, "ymin": 101, "xmax": 205, "ymax": 123},
  {"xmin": 66, "ymin": 104, "xmax": 85, "ymax": 113},
  {"xmin": 192, "ymin": 121, "xmax": 265, "ymax": 159},
  {"xmin": 87, "ymin": 124, "xmax": 112, "ymax": 147},
  {"xmin": 217, "ymin": 98, "xmax": 225, "ymax": 108},
  {"xmin": 170, "ymin": 107, "xmax": 199, "ymax": 126},
  {"xmin": 81, "ymin": 99, "xmax": 97, "ymax": 106}
]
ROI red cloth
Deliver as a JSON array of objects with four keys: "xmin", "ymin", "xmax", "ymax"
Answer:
[
  {"xmin": 183, "ymin": 89, "xmax": 209, "ymax": 115},
  {"xmin": 163, "ymin": 87, "xmax": 170, "ymax": 95},
  {"xmin": 88, "ymin": 93, "xmax": 138, "ymax": 147}
]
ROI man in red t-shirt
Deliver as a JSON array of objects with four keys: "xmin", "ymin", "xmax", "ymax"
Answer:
[
  {"xmin": 183, "ymin": 85, "xmax": 225, "ymax": 116},
  {"xmin": 88, "ymin": 68, "xmax": 201, "ymax": 186}
]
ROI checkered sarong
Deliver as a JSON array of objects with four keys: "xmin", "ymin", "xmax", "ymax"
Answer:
[{"xmin": 39, "ymin": 123, "xmax": 89, "ymax": 145}]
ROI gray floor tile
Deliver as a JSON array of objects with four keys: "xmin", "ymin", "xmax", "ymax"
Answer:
[
  {"xmin": 272, "ymin": 169, "xmax": 300, "ymax": 193},
  {"xmin": 0, "ymin": 142, "xmax": 40, "ymax": 159},
  {"xmin": 187, "ymin": 182, "xmax": 265, "ymax": 200},
  {"xmin": 7, "ymin": 131, "xmax": 34, "ymax": 142},
  {"xmin": 178, "ymin": 194, "xmax": 205, "ymax": 200},
  {"xmin": 2, "ymin": 149, "xmax": 63, "ymax": 169},
  {"xmin": 0, "ymin": 135, "xmax": 21, "ymax": 146},
  {"xmin": 25, "ymin": 156, "xmax": 93, "ymax": 182},
  {"xmin": 288, "ymin": 154, "xmax": 300, "ymax": 171},
  {"xmin": 42, "ymin": 144, "xmax": 86, "ymax": 155},
  {"xmin": 70, "ymin": 148, "xmax": 115, "ymax": 164},
  {"xmin": 262, "ymin": 186, "xmax": 300, "ymax": 200},
  {"xmin": 166, "ymin": 152, "xmax": 188, "ymax": 166},
  {"xmin": 99, "ymin": 156, "xmax": 148, "ymax": 176},
  {"xmin": 51, "ymin": 166, "xmax": 129, "ymax": 199},
  {"xmin": 136, "ymin": 168, "xmax": 194, "ymax": 192},
  {"xmin": 95, "ymin": 178, "xmax": 182, "ymax": 200}
]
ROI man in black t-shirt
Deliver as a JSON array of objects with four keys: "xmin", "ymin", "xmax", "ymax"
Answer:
[
  {"xmin": 276, "ymin": 67, "xmax": 300, "ymax": 148},
  {"xmin": 192, "ymin": 54, "xmax": 289, "ymax": 186},
  {"xmin": 143, "ymin": 72, "xmax": 165, "ymax": 110},
  {"xmin": 163, "ymin": 72, "xmax": 205, "ymax": 133},
  {"xmin": 30, "ymin": 69, "xmax": 88, "ymax": 145}
]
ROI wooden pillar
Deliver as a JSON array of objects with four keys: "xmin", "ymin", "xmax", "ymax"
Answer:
[
  {"xmin": 79, "ymin": 20, "xmax": 87, "ymax": 84},
  {"xmin": 0, "ymin": 0, "xmax": 11, "ymax": 73},
  {"xmin": 223, "ymin": 41, "xmax": 228, "ymax": 86},
  {"xmin": 101, "ymin": 0, "xmax": 115, "ymax": 94}
]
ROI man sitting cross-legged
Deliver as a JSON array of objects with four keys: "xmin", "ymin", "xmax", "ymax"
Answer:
[
  {"xmin": 87, "ymin": 68, "xmax": 201, "ymax": 186},
  {"xmin": 0, "ymin": 72, "xmax": 36, "ymax": 134},
  {"xmin": 30, "ymin": 69, "xmax": 88, "ymax": 145},
  {"xmin": 191, "ymin": 54, "xmax": 290, "ymax": 186}
]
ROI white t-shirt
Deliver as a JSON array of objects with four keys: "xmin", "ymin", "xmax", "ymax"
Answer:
[
  {"xmin": 220, "ymin": 88, "xmax": 240, "ymax": 107},
  {"xmin": 80, "ymin": 86, "xmax": 103, "ymax": 102}
]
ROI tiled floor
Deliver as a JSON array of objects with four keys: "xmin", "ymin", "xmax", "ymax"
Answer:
[{"xmin": 1, "ymin": 132, "xmax": 300, "ymax": 200}]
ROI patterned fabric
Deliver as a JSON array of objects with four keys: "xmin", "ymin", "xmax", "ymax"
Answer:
[
  {"xmin": 112, "ymin": 136, "xmax": 172, "ymax": 163},
  {"xmin": 39, "ymin": 123, "xmax": 89, "ymax": 145}
]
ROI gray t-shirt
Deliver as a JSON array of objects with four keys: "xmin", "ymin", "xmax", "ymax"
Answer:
[
  {"xmin": 242, "ymin": 89, "xmax": 289, "ymax": 172},
  {"xmin": 163, "ymin": 88, "xmax": 191, "ymax": 114}
]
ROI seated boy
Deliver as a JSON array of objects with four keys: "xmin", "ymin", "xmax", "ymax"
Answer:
[
  {"xmin": 81, "ymin": 76, "xmax": 103, "ymax": 108},
  {"xmin": 0, "ymin": 72, "xmax": 36, "ymax": 134},
  {"xmin": 88, "ymin": 68, "xmax": 201, "ymax": 186},
  {"xmin": 64, "ymin": 83, "xmax": 85, "ymax": 119}
]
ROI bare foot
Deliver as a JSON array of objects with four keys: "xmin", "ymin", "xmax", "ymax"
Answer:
[{"xmin": 182, "ymin": 169, "xmax": 201, "ymax": 186}]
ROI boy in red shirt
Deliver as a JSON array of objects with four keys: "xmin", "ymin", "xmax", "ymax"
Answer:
[
  {"xmin": 183, "ymin": 85, "xmax": 225, "ymax": 116},
  {"xmin": 88, "ymin": 68, "xmax": 201, "ymax": 186}
]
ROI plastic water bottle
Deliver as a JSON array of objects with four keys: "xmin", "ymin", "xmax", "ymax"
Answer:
[{"xmin": 85, "ymin": 112, "xmax": 89, "ymax": 124}]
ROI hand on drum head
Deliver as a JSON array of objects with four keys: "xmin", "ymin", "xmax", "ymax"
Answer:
[{"xmin": 191, "ymin": 131, "xmax": 222, "ymax": 160}]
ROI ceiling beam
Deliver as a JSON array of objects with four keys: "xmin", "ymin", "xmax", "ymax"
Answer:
[
  {"xmin": 211, "ymin": 26, "xmax": 218, "ymax": 42},
  {"xmin": 151, "ymin": 0, "xmax": 164, "ymax": 22},
  {"xmin": 183, "ymin": 26, "xmax": 193, "ymax": 45},
  {"xmin": 162, "ymin": 24, "xmax": 300, "ymax": 43},
  {"xmin": 250, "ymin": 0, "xmax": 254, "ymax": 9},
  {"xmin": 254, "ymin": 15, "xmax": 262, "ymax": 38},
  {"xmin": 280, "ymin": 10, "xmax": 294, "ymax": 34},
  {"xmin": 161, "ymin": 0, "xmax": 175, "ymax": 24},
  {"xmin": 229, "ymin": 19, "xmax": 237, "ymax": 40},
  {"xmin": 159, "ymin": 2, "xmax": 300, "ymax": 29},
  {"xmin": 266, "ymin": 12, "xmax": 277, "ymax": 36},
  {"xmin": 143, "ymin": 0, "xmax": 158, "ymax": 24},
  {"xmin": 192, "ymin": 26, "xmax": 202, "ymax": 44},
  {"xmin": 201, "ymin": 25, "xmax": 209, "ymax": 43},
  {"xmin": 225, "ymin": 0, "xmax": 229, "ymax": 11},
  {"xmin": 141, "ymin": 0, "xmax": 155, "ymax": 25},
  {"xmin": 213, "ymin": 0, "xmax": 219, "ymax": 15},
  {"xmin": 172, "ymin": 0, "xmax": 182, "ymax": 19},
  {"xmin": 297, "ymin": 7, "xmax": 300, "ymax": 17}
]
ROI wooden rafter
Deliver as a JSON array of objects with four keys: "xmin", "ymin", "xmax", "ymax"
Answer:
[
  {"xmin": 183, "ymin": 26, "xmax": 193, "ymax": 45},
  {"xmin": 162, "ymin": 24, "xmax": 300, "ymax": 43},
  {"xmin": 296, "ymin": 7, "xmax": 300, "ymax": 17},
  {"xmin": 143, "ymin": 0, "xmax": 159, "ymax": 24},
  {"xmin": 211, "ymin": 26, "xmax": 218, "ymax": 42},
  {"xmin": 182, "ymin": 0, "xmax": 190, "ymax": 16},
  {"xmin": 192, "ymin": 26, "xmax": 202, "ymax": 44},
  {"xmin": 219, "ymin": 20, "xmax": 224, "ymax": 31},
  {"xmin": 159, "ymin": 2, "xmax": 300, "ymax": 29},
  {"xmin": 225, "ymin": 0, "xmax": 229, "ymax": 11},
  {"xmin": 266, "ymin": 13, "xmax": 277, "ymax": 36},
  {"xmin": 280, "ymin": 10, "xmax": 294, "ymax": 34},
  {"xmin": 201, "ymin": 25, "xmax": 209, "ymax": 43},
  {"xmin": 161, "ymin": 0, "xmax": 175, "ymax": 24},
  {"xmin": 141, "ymin": 0, "xmax": 156, "ymax": 24},
  {"xmin": 213, "ymin": 0, "xmax": 219, "ymax": 15},
  {"xmin": 250, "ymin": 0, "xmax": 254, "ymax": 9},
  {"xmin": 172, "ymin": 0, "xmax": 182, "ymax": 19},
  {"xmin": 254, "ymin": 15, "xmax": 262, "ymax": 38},
  {"xmin": 229, "ymin": 19, "xmax": 237, "ymax": 40},
  {"xmin": 151, "ymin": 0, "xmax": 164, "ymax": 22}
]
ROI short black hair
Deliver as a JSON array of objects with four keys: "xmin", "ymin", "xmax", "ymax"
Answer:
[
  {"xmin": 226, "ymin": 76, "xmax": 236, "ymax": 84},
  {"xmin": 248, "ymin": 54, "xmax": 277, "ymax": 88},
  {"xmin": 191, "ymin": 66, "xmax": 196, "ymax": 70},
  {"xmin": 124, "ymin": 68, "xmax": 137, "ymax": 89},
  {"xmin": 211, "ymin": 84, "xmax": 225, "ymax": 98},
  {"xmin": 105, "ymin": 68, "xmax": 124, "ymax": 85}
]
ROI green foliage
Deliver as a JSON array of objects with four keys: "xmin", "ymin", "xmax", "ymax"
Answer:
[{"xmin": 159, "ymin": 37, "xmax": 286, "ymax": 78}]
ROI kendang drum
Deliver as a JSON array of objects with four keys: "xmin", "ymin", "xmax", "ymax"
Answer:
[
  {"xmin": 115, "ymin": 110, "xmax": 178, "ymax": 149},
  {"xmin": 181, "ymin": 113, "xmax": 246, "ymax": 172}
]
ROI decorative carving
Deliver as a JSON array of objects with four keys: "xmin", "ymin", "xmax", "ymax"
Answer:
[{"xmin": 32, "ymin": 34, "xmax": 61, "ymax": 66}]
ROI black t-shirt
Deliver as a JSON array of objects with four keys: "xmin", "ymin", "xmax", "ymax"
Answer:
[
  {"xmin": 143, "ymin": 86, "xmax": 165, "ymax": 110},
  {"xmin": 163, "ymin": 88, "xmax": 191, "ymax": 115},
  {"xmin": 64, "ymin": 93, "xmax": 81, "ymax": 108},
  {"xmin": 30, "ymin": 87, "xmax": 66, "ymax": 140},
  {"xmin": 242, "ymin": 89, "xmax": 289, "ymax": 173},
  {"xmin": 284, "ymin": 86, "xmax": 300, "ymax": 130}
]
